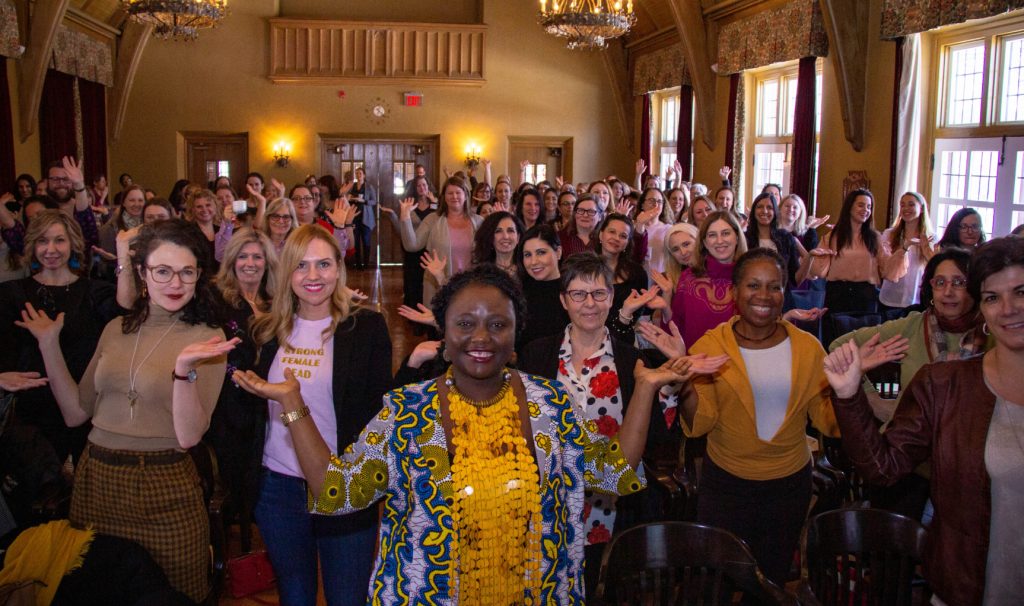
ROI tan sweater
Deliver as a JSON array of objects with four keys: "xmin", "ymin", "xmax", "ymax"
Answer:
[{"xmin": 80, "ymin": 306, "xmax": 226, "ymax": 451}]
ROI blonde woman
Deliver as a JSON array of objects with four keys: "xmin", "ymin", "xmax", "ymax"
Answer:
[
  {"xmin": 879, "ymin": 192, "xmax": 936, "ymax": 312},
  {"xmin": 258, "ymin": 197, "xmax": 298, "ymax": 254},
  {"xmin": 647, "ymin": 223, "xmax": 700, "ymax": 322},
  {"xmin": 184, "ymin": 189, "xmax": 221, "ymax": 263},
  {"xmin": 246, "ymin": 224, "xmax": 393, "ymax": 606},
  {"xmin": 215, "ymin": 228, "xmax": 277, "ymax": 319}
]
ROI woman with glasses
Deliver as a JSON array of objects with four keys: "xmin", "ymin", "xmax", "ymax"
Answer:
[
  {"xmin": 0, "ymin": 211, "xmax": 121, "ymax": 465},
  {"xmin": 558, "ymin": 195, "xmax": 601, "ymax": 257},
  {"xmin": 828, "ymin": 247, "xmax": 990, "ymax": 518},
  {"xmin": 552, "ymin": 190, "xmax": 576, "ymax": 232},
  {"xmin": 542, "ymin": 188, "xmax": 560, "ymax": 225},
  {"xmin": 289, "ymin": 184, "xmax": 357, "ymax": 258},
  {"xmin": 938, "ymin": 207, "xmax": 987, "ymax": 250},
  {"xmin": 637, "ymin": 187, "xmax": 675, "ymax": 273},
  {"xmin": 14, "ymin": 219, "xmax": 238, "ymax": 602},
  {"xmin": 260, "ymin": 198, "xmax": 299, "ymax": 254}
]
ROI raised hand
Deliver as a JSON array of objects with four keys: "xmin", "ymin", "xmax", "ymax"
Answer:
[
  {"xmin": 621, "ymin": 286, "xmax": 661, "ymax": 317},
  {"xmin": 115, "ymin": 225, "xmax": 140, "ymax": 259},
  {"xmin": 718, "ymin": 166, "xmax": 732, "ymax": 181},
  {"xmin": 492, "ymin": 199, "xmax": 510, "ymax": 213},
  {"xmin": 648, "ymin": 269, "xmax": 673, "ymax": 294},
  {"xmin": 0, "ymin": 371, "xmax": 49, "ymax": 392},
  {"xmin": 61, "ymin": 156, "xmax": 84, "ymax": 187},
  {"xmin": 555, "ymin": 175, "xmax": 565, "ymax": 189},
  {"xmin": 247, "ymin": 182, "xmax": 267, "ymax": 203},
  {"xmin": 397, "ymin": 303, "xmax": 437, "ymax": 327},
  {"xmin": 270, "ymin": 178, "xmax": 286, "ymax": 199},
  {"xmin": 14, "ymin": 303, "xmax": 64, "ymax": 345},
  {"xmin": 223, "ymin": 204, "xmax": 236, "ymax": 223},
  {"xmin": 857, "ymin": 333, "xmax": 909, "ymax": 372},
  {"xmin": 807, "ymin": 215, "xmax": 831, "ymax": 230},
  {"xmin": 399, "ymin": 197, "xmax": 416, "ymax": 220},
  {"xmin": 233, "ymin": 368, "xmax": 302, "ymax": 406},
  {"xmin": 823, "ymin": 340, "xmax": 863, "ymax": 399},
  {"xmin": 419, "ymin": 250, "xmax": 447, "ymax": 284},
  {"xmin": 520, "ymin": 159, "xmax": 530, "ymax": 171},
  {"xmin": 673, "ymin": 159, "xmax": 683, "ymax": 177},
  {"xmin": 408, "ymin": 340, "xmax": 441, "ymax": 369},
  {"xmin": 327, "ymin": 199, "xmax": 359, "ymax": 227},
  {"xmin": 614, "ymin": 199, "xmax": 634, "ymax": 217},
  {"xmin": 348, "ymin": 288, "xmax": 369, "ymax": 301},
  {"xmin": 634, "ymin": 158, "xmax": 646, "ymax": 176},
  {"xmin": 482, "ymin": 158, "xmax": 491, "ymax": 170},
  {"xmin": 636, "ymin": 320, "xmax": 686, "ymax": 359},
  {"xmin": 176, "ymin": 336, "xmax": 241, "ymax": 371}
]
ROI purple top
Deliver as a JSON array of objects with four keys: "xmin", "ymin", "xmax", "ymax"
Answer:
[{"xmin": 668, "ymin": 256, "xmax": 736, "ymax": 351}]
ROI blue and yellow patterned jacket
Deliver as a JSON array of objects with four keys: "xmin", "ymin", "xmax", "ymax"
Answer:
[{"xmin": 310, "ymin": 371, "xmax": 646, "ymax": 605}]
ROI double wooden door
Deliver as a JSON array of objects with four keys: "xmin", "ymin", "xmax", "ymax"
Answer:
[
  {"xmin": 183, "ymin": 132, "xmax": 249, "ymax": 194},
  {"xmin": 320, "ymin": 136, "xmax": 439, "ymax": 264}
]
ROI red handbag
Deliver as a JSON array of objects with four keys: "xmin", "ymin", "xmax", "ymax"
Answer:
[{"xmin": 226, "ymin": 551, "xmax": 276, "ymax": 599}]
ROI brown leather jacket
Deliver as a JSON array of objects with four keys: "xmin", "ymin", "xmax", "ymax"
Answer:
[{"xmin": 832, "ymin": 356, "xmax": 995, "ymax": 606}]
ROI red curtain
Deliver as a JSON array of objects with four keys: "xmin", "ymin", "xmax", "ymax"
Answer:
[
  {"xmin": 724, "ymin": 74, "xmax": 739, "ymax": 169},
  {"xmin": 38, "ymin": 69, "xmax": 77, "ymax": 170},
  {"xmin": 0, "ymin": 60, "xmax": 15, "ymax": 195},
  {"xmin": 790, "ymin": 56, "xmax": 818, "ymax": 206},
  {"xmin": 78, "ymin": 79, "xmax": 107, "ymax": 184},
  {"xmin": 677, "ymin": 85, "xmax": 694, "ymax": 181},
  {"xmin": 640, "ymin": 93, "xmax": 652, "ymax": 185}
]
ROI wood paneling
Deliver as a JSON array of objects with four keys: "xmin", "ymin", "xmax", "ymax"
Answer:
[{"xmin": 268, "ymin": 19, "xmax": 486, "ymax": 85}]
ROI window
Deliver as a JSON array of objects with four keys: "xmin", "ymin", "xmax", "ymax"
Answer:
[
  {"xmin": 523, "ymin": 163, "xmax": 547, "ymax": 184},
  {"xmin": 929, "ymin": 17, "xmax": 1024, "ymax": 236},
  {"xmin": 749, "ymin": 61, "xmax": 822, "ymax": 207},
  {"xmin": 651, "ymin": 88, "xmax": 694, "ymax": 182}
]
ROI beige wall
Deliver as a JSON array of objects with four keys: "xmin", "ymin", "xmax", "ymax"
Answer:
[
  {"xmin": 280, "ymin": 0, "xmax": 482, "ymax": 24},
  {"xmin": 6, "ymin": 57, "xmax": 42, "ymax": 179},
  {"xmin": 108, "ymin": 0, "xmax": 634, "ymax": 195},
  {"xmin": 691, "ymin": 0, "xmax": 897, "ymax": 225}
]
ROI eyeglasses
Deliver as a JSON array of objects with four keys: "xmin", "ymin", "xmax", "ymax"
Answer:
[
  {"xmin": 959, "ymin": 224, "xmax": 981, "ymax": 233},
  {"xmin": 930, "ymin": 277, "xmax": 968, "ymax": 290},
  {"xmin": 267, "ymin": 213, "xmax": 293, "ymax": 223},
  {"xmin": 292, "ymin": 196, "xmax": 315, "ymax": 203},
  {"xmin": 575, "ymin": 208, "xmax": 599, "ymax": 217},
  {"xmin": 564, "ymin": 288, "xmax": 610, "ymax": 302},
  {"xmin": 146, "ymin": 265, "xmax": 201, "ymax": 284},
  {"xmin": 47, "ymin": 176, "xmax": 71, "ymax": 184}
]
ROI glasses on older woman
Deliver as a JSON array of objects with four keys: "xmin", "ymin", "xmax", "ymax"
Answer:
[
  {"xmin": 564, "ymin": 288, "xmax": 610, "ymax": 302},
  {"xmin": 267, "ymin": 213, "xmax": 293, "ymax": 223},
  {"xmin": 930, "ymin": 276, "xmax": 968, "ymax": 290}
]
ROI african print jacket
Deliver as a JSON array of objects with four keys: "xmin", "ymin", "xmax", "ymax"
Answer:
[{"xmin": 309, "ymin": 371, "xmax": 646, "ymax": 605}]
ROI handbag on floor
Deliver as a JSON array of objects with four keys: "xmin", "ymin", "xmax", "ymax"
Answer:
[{"xmin": 226, "ymin": 550, "xmax": 275, "ymax": 599}]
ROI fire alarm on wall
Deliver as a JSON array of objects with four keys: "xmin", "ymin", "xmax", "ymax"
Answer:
[{"xmin": 403, "ymin": 92, "xmax": 423, "ymax": 107}]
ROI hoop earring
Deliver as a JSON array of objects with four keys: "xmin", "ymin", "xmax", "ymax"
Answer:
[
  {"xmin": 982, "ymin": 322, "xmax": 990, "ymax": 336},
  {"xmin": 441, "ymin": 346, "xmax": 450, "ymax": 362},
  {"xmin": 30, "ymin": 260, "xmax": 40, "ymax": 272},
  {"xmin": 140, "ymin": 284, "xmax": 148, "ymax": 299}
]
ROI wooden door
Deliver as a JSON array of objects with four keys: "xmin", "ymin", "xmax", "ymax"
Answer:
[
  {"xmin": 320, "ymin": 136, "xmax": 439, "ymax": 264},
  {"xmin": 508, "ymin": 137, "xmax": 573, "ymax": 185},
  {"xmin": 183, "ymin": 132, "xmax": 249, "ymax": 194}
]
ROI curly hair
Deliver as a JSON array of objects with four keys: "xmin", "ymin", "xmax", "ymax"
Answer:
[
  {"xmin": 431, "ymin": 263, "xmax": 528, "ymax": 343},
  {"xmin": 123, "ymin": 219, "xmax": 226, "ymax": 333}
]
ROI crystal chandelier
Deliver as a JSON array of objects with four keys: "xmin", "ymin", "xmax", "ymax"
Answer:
[
  {"xmin": 122, "ymin": 0, "xmax": 229, "ymax": 41},
  {"xmin": 538, "ymin": 0, "xmax": 635, "ymax": 50}
]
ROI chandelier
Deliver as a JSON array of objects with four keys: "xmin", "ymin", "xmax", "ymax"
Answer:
[
  {"xmin": 538, "ymin": 0, "xmax": 635, "ymax": 50},
  {"xmin": 122, "ymin": 0, "xmax": 229, "ymax": 41}
]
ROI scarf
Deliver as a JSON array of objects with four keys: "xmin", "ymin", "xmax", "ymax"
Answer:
[
  {"xmin": 0, "ymin": 520, "xmax": 95, "ymax": 606},
  {"xmin": 923, "ymin": 308, "xmax": 987, "ymax": 362}
]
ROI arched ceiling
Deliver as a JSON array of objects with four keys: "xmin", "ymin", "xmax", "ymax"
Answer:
[{"xmin": 69, "ymin": 0, "xmax": 125, "ymax": 28}]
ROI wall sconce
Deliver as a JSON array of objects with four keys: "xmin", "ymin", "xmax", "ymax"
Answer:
[
  {"xmin": 465, "ymin": 143, "xmax": 481, "ymax": 169},
  {"xmin": 273, "ymin": 143, "xmax": 291, "ymax": 167}
]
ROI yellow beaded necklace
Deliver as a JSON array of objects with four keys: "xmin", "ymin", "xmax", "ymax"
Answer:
[{"xmin": 445, "ymin": 368, "xmax": 543, "ymax": 605}]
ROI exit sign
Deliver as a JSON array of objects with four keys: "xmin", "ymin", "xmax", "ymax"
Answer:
[{"xmin": 403, "ymin": 92, "xmax": 423, "ymax": 107}]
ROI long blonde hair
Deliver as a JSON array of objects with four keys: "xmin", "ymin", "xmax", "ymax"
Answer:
[
  {"xmin": 662, "ymin": 222, "xmax": 699, "ymax": 290},
  {"xmin": 888, "ymin": 191, "xmax": 935, "ymax": 250},
  {"xmin": 780, "ymin": 194, "xmax": 809, "ymax": 236},
  {"xmin": 215, "ymin": 228, "xmax": 278, "ymax": 313},
  {"xmin": 251, "ymin": 224, "xmax": 356, "ymax": 350}
]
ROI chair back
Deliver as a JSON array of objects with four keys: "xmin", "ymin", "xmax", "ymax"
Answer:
[
  {"xmin": 866, "ymin": 361, "xmax": 901, "ymax": 400},
  {"xmin": 802, "ymin": 508, "xmax": 927, "ymax": 606},
  {"xmin": 826, "ymin": 312, "xmax": 882, "ymax": 349},
  {"xmin": 594, "ymin": 522, "xmax": 795, "ymax": 605}
]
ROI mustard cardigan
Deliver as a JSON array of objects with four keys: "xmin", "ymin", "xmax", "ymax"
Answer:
[{"xmin": 685, "ymin": 317, "xmax": 840, "ymax": 481}]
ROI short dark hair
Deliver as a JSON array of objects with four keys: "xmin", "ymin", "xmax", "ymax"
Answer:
[
  {"xmin": 732, "ymin": 248, "xmax": 788, "ymax": 289},
  {"xmin": 560, "ymin": 251, "xmax": 614, "ymax": 292},
  {"xmin": 967, "ymin": 236, "xmax": 1024, "ymax": 303},
  {"xmin": 919, "ymin": 246, "xmax": 972, "ymax": 306},
  {"xmin": 432, "ymin": 263, "xmax": 527, "ymax": 342}
]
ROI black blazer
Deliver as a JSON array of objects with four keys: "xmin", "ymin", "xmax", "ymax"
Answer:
[{"xmin": 248, "ymin": 309, "xmax": 393, "ymax": 531}]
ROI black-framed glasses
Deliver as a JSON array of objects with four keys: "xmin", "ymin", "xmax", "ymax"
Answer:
[
  {"xmin": 564, "ymin": 288, "xmax": 610, "ymax": 302},
  {"xmin": 292, "ymin": 195, "xmax": 315, "ymax": 203},
  {"xmin": 146, "ymin": 265, "xmax": 201, "ymax": 284},
  {"xmin": 267, "ymin": 213, "xmax": 293, "ymax": 223},
  {"xmin": 930, "ymin": 277, "xmax": 968, "ymax": 290},
  {"xmin": 959, "ymin": 223, "xmax": 981, "ymax": 233},
  {"xmin": 575, "ymin": 208, "xmax": 599, "ymax": 217}
]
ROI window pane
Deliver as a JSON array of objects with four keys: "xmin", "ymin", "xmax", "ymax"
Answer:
[
  {"xmin": 759, "ymin": 79, "xmax": 779, "ymax": 136},
  {"xmin": 217, "ymin": 161, "xmax": 230, "ymax": 180},
  {"xmin": 660, "ymin": 151, "xmax": 677, "ymax": 176},
  {"xmin": 753, "ymin": 146, "xmax": 785, "ymax": 194},
  {"xmin": 1000, "ymin": 37, "xmax": 1024, "ymax": 122},
  {"xmin": 967, "ymin": 150, "xmax": 999, "ymax": 202},
  {"xmin": 1014, "ymin": 151, "xmax": 1024, "ymax": 204},
  {"xmin": 783, "ymin": 77, "xmax": 798, "ymax": 135},
  {"xmin": 536, "ymin": 164, "xmax": 547, "ymax": 183},
  {"xmin": 662, "ymin": 96, "xmax": 679, "ymax": 141},
  {"xmin": 939, "ymin": 150, "xmax": 968, "ymax": 199},
  {"xmin": 946, "ymin": 43, "xmax": 985, "ymax": 126}
]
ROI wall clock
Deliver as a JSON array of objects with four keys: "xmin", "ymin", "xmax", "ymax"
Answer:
[{"xmin": 367, "ymin": 97, "xmax": 391, "ymax": 125}]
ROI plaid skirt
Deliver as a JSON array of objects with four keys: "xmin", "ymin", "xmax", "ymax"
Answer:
[{"xmin": 70, "ymin": 442, "xmax": 209, "ymax": 603}]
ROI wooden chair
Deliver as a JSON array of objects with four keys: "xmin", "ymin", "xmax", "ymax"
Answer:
[
  {"xmin": 188, "ymin": 442, "xmax": 228, "ymax": 605},
  {"xmin": 593, "ymin": 522, "xmax": 797, "ymax": 606},
  {"xmin": 866, "ymin": 361, "xmax": 902, "ymax": 400},
  {"xmin": 817, "ymin": 436, "xmax": 872, "ymax": 507},
  {"xmin": 798, "ymin": 508, "xmax": 929, "ymax": 606}
]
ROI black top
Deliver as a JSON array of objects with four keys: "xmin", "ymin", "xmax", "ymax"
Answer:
[
  {"xmin": 609, "ymin": 259, "xmax": 648, "ymax": 330},
  {"xmin": 519, "ymin": 276, "xmax": 569, "ymax": 352}
]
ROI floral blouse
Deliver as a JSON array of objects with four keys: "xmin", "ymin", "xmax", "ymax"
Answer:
[
  {"xmin": 556, "ymin": 326, "xmax": 677, "ymax": 546},
  {"xmin": 310, "ymin": 372, "xmax": 646, "ymax": 605}
]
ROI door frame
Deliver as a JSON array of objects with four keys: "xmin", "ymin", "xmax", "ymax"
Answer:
[
  {"xmin": 507, "ymin": 135, "xmax": 573, "ymax": 182},
  {"xmin": 317, "ymin": 133, "xmax": 441, "ymax": 189},
  {"xmin": 180, "ymin": 131, "xmax": 250, "ymax": 192}
]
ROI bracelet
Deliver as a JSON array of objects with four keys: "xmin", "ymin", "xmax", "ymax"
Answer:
[
  {"xmin": 618, "ymin": 310, "xmax": 634, "ymax": 324},
  {"xmin": 73, "ymin": 186, "xmax": 86, "ymax": 193},
  {"xmin": 281, "ymin": 406, "xmax": 311, "ymax": 426}
]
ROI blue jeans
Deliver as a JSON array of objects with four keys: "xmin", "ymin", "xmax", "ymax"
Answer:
[{"xmin": 254, "ymin": 468, "xmax": 377, "ymax": 606}]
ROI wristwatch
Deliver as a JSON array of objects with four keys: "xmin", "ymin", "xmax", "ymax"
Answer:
[{"xmin": 172, "ymin": 368, "xmax": 198, "ymax": 383}]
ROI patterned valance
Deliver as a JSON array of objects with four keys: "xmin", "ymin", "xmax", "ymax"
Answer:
[
  {"xmin": 51, "ymin": 26, "xmax": 113, "ymax": 86},
  {"xmin": 0, "ymin": 0, "xmax": 21, "ymax": 59},
  {"xmin": 881, "ymin": 0, "xmax": 1024, "ymax": 39},
  {"xmin": 632, "ymin": 44, "xmax": 691, "ymax": 96},
  {"xmin": 716, "ymin": 0, "xmax": 828, "ymax": 75}
]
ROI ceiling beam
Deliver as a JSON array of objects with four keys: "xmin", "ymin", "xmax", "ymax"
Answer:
[
  {"xmin": 108, "ymin": 20, "xmax": 153, "ymax": 142},
  {"xmin": 17, "ymin": 0, "xmax": 70, "ymax": 142},
  {"xmin": 667, "ymin": 0, "xmax": 717, "ymax": 150},
  {"xmin": 819, "ymin": 0, "xmax": 869, "ymax": 151},
  {"xmin": 601, "ymin": 39, "xmax": 635, "ymax": 155}
]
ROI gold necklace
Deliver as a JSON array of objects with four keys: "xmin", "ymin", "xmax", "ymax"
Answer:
[
  {"xmin": 444, "ymin": 368, "xmax": 512, "ymax": 408},
  {"xmin": 127, "ymin": 318, "xmax": 179, "ymax": 419}
]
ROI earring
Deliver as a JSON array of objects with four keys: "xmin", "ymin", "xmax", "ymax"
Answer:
[
  {"xmin": 68, "ymin": 255, "xmax": 80, "ymax": 270},
  {"xmin": 141, "ymin": 284, "xmax": 148, "ymax": 299},
  {"xmin": 983, "ymin": 322, "xmax": 990, "ymax": 335},
  {"xmin": 442, "ymin": 348, "xmax": 450, "ymax": 362},
  {"xmin": 30, "ymin": 260, "xmax": 41, "ymax": 271}
]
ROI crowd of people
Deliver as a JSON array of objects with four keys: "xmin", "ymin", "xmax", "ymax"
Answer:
[{"xmin": 0, "ymin": 155, "xmax": 1021, "ymax": 605}]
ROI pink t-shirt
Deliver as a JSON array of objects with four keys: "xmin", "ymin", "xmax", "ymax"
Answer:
[
  {"xmin": 449, "ymin": 222, "xmax": 474, "ymax": 274},
  {"xmin": 263, "ymin": 316, "xmax": 338, "ymax": 478}
]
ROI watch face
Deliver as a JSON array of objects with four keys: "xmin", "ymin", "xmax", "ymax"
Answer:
[{"xmin": 187, "ymin": 368, "xmax": 198, "ymax": 383}]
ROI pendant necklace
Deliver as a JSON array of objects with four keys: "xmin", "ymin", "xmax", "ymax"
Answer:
[
  {"xmin": 127, "ymin": 318, "xmax": 179, "ymax": 419},
  {"xmin": 733, "ymin": 322, "xmax": 780, "ymax": 343}
]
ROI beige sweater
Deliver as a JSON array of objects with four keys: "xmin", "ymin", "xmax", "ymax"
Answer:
[{"xmin": 80, "ymin": 306, "xmax": 226, "ymax": 451}]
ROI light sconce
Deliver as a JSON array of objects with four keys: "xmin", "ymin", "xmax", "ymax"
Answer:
[
  {"xmin": 465, "ymin": 143, "xmax": 481, "ymax": 169},
  {"xmin": 273, "ymin": 143, "xmax": 291, "ymax": 167}
]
